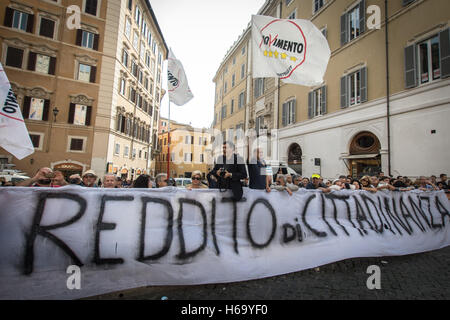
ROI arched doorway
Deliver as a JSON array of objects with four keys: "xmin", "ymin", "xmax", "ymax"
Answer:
[
  {"xmin": 287, "ymin": 143, "xmax": 302, "ymax": 175},
  {"xmin": 348, "ymin": 131, "xmax": 381, "ymax": 178}
]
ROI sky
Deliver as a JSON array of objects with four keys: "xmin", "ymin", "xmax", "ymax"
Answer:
[{"xmin": 151, "ymin": 0, "xmax": 267, "ymax": 129}]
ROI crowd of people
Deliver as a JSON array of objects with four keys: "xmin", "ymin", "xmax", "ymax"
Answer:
[{"xmin": 0, "ymin": 142, "xmax": 448, "ymax": 200}]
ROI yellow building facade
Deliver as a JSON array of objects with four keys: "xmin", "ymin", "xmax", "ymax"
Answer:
[
  {"xmin": 213, "ymin": 0, "xmax": 450, "ymax": 178},
  {"xmin": 156, "ymin": 118, "xmax": 211, "ymax": 178}
]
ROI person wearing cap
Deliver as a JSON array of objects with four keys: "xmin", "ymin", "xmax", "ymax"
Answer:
[
  {"xmin": 82, "ymin": 169, "xmax": 98, "ymax": 187},
  {"xmin": 305, "ymin": 174, "xmax": 331, "ymax": 193}
]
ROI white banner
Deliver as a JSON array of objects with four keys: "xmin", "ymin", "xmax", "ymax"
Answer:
[
  {"xmin": 167, "ymin": 49, "xmax": 193, "ymax": 106},
  {"xmin": 0, "ymin": 187, "xmax": 449, "ymax": 299},
  {"xmin": 0, "ymin": 63, "xmax": 34, "ymax": 159},
  {"xmin": 251, "ymin": 15, "xmax": 330, "ymax": 86}
]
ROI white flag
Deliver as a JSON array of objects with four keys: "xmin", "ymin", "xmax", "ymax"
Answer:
[
  {"xmin": 251, "ymin": 15, "xmax": 330, "ymax": 86},
  {"xmin": 0, "ymin": 63, "xmax": 34, "ymax": 159},
  {"xmin": 167, "ymin": 49, "xmax": 193, "ymax": 106}
]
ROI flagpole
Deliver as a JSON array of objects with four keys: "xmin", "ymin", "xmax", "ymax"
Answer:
[{"xmin": 167, "ymin": 99, "xmax": 171, "ymax": 179}]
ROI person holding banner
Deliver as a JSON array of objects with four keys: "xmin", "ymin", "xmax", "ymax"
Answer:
[
  {"xmin": 305, "ymin": 174, "xmax": 331, "ymax": 193},
  {"xmin": 211, "ymin": 141, "xmax": 247, "ymax": 201},
  {"xmin": 186, "ymin": 170, "xmax": 208, "ymax": 190},
  {"xmin": 247, "ymin": 148, "xmax": 271, "ymax": 192}
]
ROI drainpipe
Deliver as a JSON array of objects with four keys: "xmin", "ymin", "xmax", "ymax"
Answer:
[{"xmin": 385, "ymin": 0, "xmax": 392, "ymax": 176}]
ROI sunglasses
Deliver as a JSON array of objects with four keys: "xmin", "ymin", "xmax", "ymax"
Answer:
[{"xmin": 192, "ymin": 177, "xmax": 201, "ymax": 180}]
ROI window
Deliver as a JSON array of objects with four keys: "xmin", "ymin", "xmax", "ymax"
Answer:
[
  {"xmin": 418, "ymin": 36, "xmax": 441, "ymax": 84},
  {"xmin": 26, "ymin": 52, "xmax": 56, "ymax": 75},
  {"xmin": 238, "ymin": 91, "xmax": 245, "ymax": 109},
  {"xmin": 405, "ymin": 29, "xmax": 449, "ymax": 88},
  {"xmin": 287, "ymin": 10, "xmax": 296, "ymax": 20},
  {"xmin": 69, "ymin": 138, "xmax": 85, "ymax": 152},
  {"xmin": 285, "ymin": 0, "xmax": 294, "ymax": 5},
  {"xmin": 241, "ymin": 64, "xmax": 245, "ymax": 79},
  {"xmin": 232, "ymin": 74, "xmax": 235, "ymax": 87},
  {"xmin": 254, "ymin": 78, "xmax": 264, "ymax": 98},
  {"xmin": 5, "ymin": 47, "xmax": 24, "ymax": 68},
  {"xmin": 84, "ymin": 0, "xmax": 98, "ymax": 16},
  {"xmin": 22, "ymin": 97, "xmax": 50, "ymax": 121},
  {"xmin": 131, "ymin": 60, "xmax": 138, "ymax": 77},
  {"xmin": 340, "ymin": 67, "xmax": 367, "ymax": 108},
  {"xmin": 81, "ymin": 30, "xmax": 95, "ymax": 49},
  {"xmin": 12, "ymin": 10, "xmax": 29, "ymax": 31},
  {"xmin": 282, "ymin": 99, "xmax": 296, "ymax": 126},
  {"xmin": 230, "ymin": 99, "xmax": 234, "ymax": 114},
  {"xmin": 39, "ymin": 17, "xmax": 55, "ymax": 38},
  {"xmin": 221, "ymin": 105, "xmax": 227, "ymax": 119},
  {"xmin": 133, "ymin": 31, "xmax": 139, "ymax": 50},
  {"xmin": 36, "ymin": 54, "xmax": 51, "ymax": 74},
  {"xmin": 122, "ymin": 48, "xmax": 129, "ymax": 67},
  {"xmin": 73, "ymin": 105, "xmax": 87, "ymax": 125},
  {"xmin": 29, "ymin": 133, "xmax": 43, "ymax": 150},
  {"xmin": 255, "ymin": 116, "xmax": 264, "ymax": 136},
  {"xmin": 68, "ymin": 103, "xmax": 92, "ymax": 126},
  {"xmin": 140, "ymin": 41, "xmax": 145, "ymax": 60},
  {"xmin": 124, "ymin": 146, "xmax": 129, "ymax": 157},
  {"xmin": 135, "ymin": 6, "xmax": 141, "ymax": 27},
  {"xmin": 114, "ymin": 143, "xmax": 120, "ymax": 155},
  {"xmin": 184, "ymin": 153, "xmax": 192, "ymax": 162},
  {"xmin": 313, "ymin": 0, "xmax": 325, "ymax": 13},
  {"xmin": 308, "ymin": 86, "xmax": 327, "ymax": 118},
  {"xmin": 242, "ymin": 46, "xmax": 246, "ymax": 55},
  {"xmin": 128, "ymin": 0, "xmax": 133, "ymax": 11},
  {"xmin": 200, "ymin": 154, "xmax": 204, "ymax": 163},
  {"xmin": 78, "ymin": 63, "xmax": 93, "ymax": 82},
  {"xmin": 29, "ymin": 98, "xmax": 45, "ymax": 120},
  {"xmin": 340, "ymin": 1, "xmax": 365, "ymax": 45},
  {"xmin": 125, "ymin": 18, "xmax": 131, "ymax": 39},
  {"xmin": 224, "ymin": 81, "xmax": 228, "ymax": 94}
]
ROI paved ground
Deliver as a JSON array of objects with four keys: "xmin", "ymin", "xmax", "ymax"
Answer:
[{"xmin": 89, "ymin": 245, "xmax": 450, "ymax": 300}]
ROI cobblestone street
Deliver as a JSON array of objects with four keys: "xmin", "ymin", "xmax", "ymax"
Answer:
[{"xmin": 91, "ymin": 245, "xmax": 450, "ymax": 300}]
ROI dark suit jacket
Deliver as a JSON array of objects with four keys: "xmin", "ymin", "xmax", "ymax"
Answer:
[{"xmin": 212, "ymin": 154, "xmax": 247, "ymax": 200}]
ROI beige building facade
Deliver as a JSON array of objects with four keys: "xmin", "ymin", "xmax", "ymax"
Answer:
[
  {"xmin": 155, "ymin": 117, "xmax": 211, "ymax": 178},
  {"xmin": 213, "ymin": 0, "xmax": 450, "ymax": 178},
  {"xmin": 0, "ymin": 0, "xmax": 167, "ymax": 181}
]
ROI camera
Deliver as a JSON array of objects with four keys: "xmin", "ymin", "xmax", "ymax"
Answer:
[{"xmin": 219, "ymin": 168, "xmax": 226, "ymax": 177}]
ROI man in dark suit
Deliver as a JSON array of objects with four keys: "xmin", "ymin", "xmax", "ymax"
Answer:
[{"xmin": 211, "ymin": 141, "xmax": 247, "ymax": 201}]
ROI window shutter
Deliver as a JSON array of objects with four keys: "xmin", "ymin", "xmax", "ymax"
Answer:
[
  {"xmin": 359, "ymin": 0, "xmax": 365, "ymax": 34},
  {"xmin": 340, "ymin": 13, "xmax": 348, "ymax": 46},
  {"xmin": 93, "ymin": 34, "xmax": 99, "ymax": 51},
  {"xmin": 341, "ymin": 76, "xmax": 348, "ymax": 108},
  {"xmin": 89, "ymin": 66, "xmax": 96, "ymax": 83},
  {"xmin": 85, "ymin": 106, "xmax": 92, "ymax": 126},
  {"xmin": 308, "ymin": 92, "xmax": 313, "ymax": 119},
  {"xmin": 68, "ymin": 103, "xmax": 75, "ymax": 124},
  {"xmin": 404, "ymin": 45, "xmax": 417, "ymax": 88},
  {"xmin": 27, "ymin": 52, "xmax": 37, "ymax": 71},
  {"xmin": 360, "ymin": 67, "xmax": 367, "ymax": 103},
  {"xmin": 439, "ymin": 28, "xmax": 450, "ymax": 79},
  {"xmin": 49, "ymin": 57, "xmax": 56, "ymax": 75},
  {"xmin": 42, "ymin": 99, "xmax": 50, "ymax": 121},
  {"xmin": 282, "ymin": 102, "xmax": 287, "ymax": 126},
  {"xmin": 4, "ymin": 7, "xmax": 13, "ymax": 27},
  {"xmin": 292, "ymin": 99, "xmax": 297, "ymax": 124},
  {"xmin": 76, "ymin": 29, "xmax": 82, "ymax": 46},
  {"xmin": 26, "ymin": 14, "xmax": 34, "ymax": 33},
  {"xmin": 321, "ymin": 86, "xmax": 327, "ymax": 115},
  {"xmin": 22, "ymin": 96, "xmax": 31, "ymax": 119}
]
